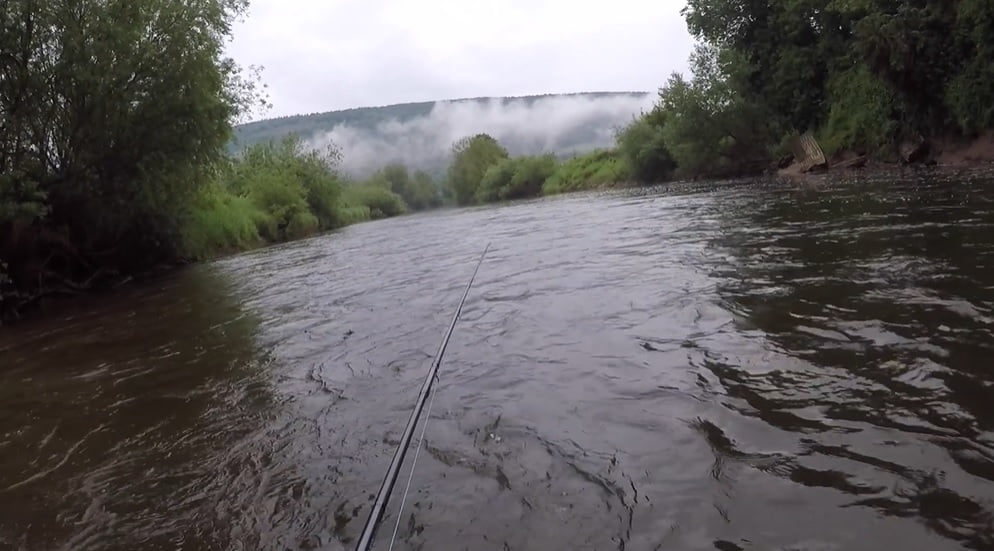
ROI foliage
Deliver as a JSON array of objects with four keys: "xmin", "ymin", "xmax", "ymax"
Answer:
[
  {"xmin": 946, "ymin": 60, "xmax": 994, "ymax": 134},
  {"xmin": 367, "ymin": 163, "xmax": 442, "ymax": 211},
  {"xmin": 411, "ymin": 170, "xmax": 445, "ymax": 210},
  {"xmin": 654, "ymin": 44, "xmax": 777, "ymax": 179},
  {"xmin": 180, "ymin": 137, "xmax": 347, "ymax": 259},
  {"xmin": 337, "ymin": 205, "xmax": 373, "ymax": 225},
  {"xmin": 340, "ymin": 184, "xmax": 406, "ymax": 220},
  {"xmin": 543, "ymin": 150, "xmax": 629, "ymax": 195},
  {"xmin": 180, "ymin": 187, "xmax": 263, "ymax": 260},
  {"xmin": 476, "ymin": 159, "xmax": 518, "ymax": 203},
  {"xmin": 676, "ymin": 0, "xmax": 994, "ymax": 159},
  {"xmin": 0, "ymin": 0, "xmax": 254, "ymax": 319},
  {"xmin": 820, "ymin": 65, "xmax": 899, "ymax": 154},
  {"xmin": 474, "ymin": 155, "xmax": 559, "ymax": 202},
  {"xmin": 945, "ymin": 0, "xmax": 994, "ymax": 133},
  {"xmin": 447, "ymin": 134, "xmax": 509, "ymax": 205},
  {"xmin": 616, "ymin": 108, "xmax": 675, "ymax": 183},
  {"xmin": 221, "ymin": 136, "xmax": 342, "ymax": 243},
  {"xmin": 0, "ymin": 171, "xmax": 47, "ymax": 224},
  {"xmin": 505, "ymin": 155, "xmax": 559, "ymax": 200}
]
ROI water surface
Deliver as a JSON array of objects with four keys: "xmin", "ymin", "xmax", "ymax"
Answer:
[{"xmin": 2, "ymin": 170, "xmax": 993, "ymax": 550}]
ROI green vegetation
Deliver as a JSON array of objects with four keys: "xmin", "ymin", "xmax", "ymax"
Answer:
[
  {"xmin": 477, "ymin": 155, "xmax": 559, "ymax": 202},
  {"xmin": 615, "ymin": 108, "xmax": 675, "ymax": 183},
  {"xmin": 444, "ymin": 134, "xmax": 631, "ymax": 205},
  {"xmin": 0, "ymin": 0, "xmax": 253, "ymax": 320},
  {"xmin": 448, "ymin": 135, "xmax": 510, "ymax": 205},
  {"xmin": 365, "ymin": 164, "xmax": 443, "ymax": 211},
  {"xmin": 543, "ymin": 151, "xmax": 629, "ymax": 195},
  {"xmin": 623, "ymin": 0, "xmax": 994, "ymax": 178},
  {"xmin": 182, "ymin": 136, "xmax": 346, "ymax": 260},
  {"xmin": 6, "ymin": 0, "xmax": 994, "ymax": 322},
  {"xmin": 0, "ymin": 0, "xmax": 417, "ymax": 321},
  {"xmin": 340, "ymin": 184, "xmax": 407, "ymax": 220},
  {"xmin": 441, "ymin": 135, "xmax": 632, "ymax": 204},
  {"xmin": 441, "ymin": 0, "xmax": 994, "ymax": 202}
]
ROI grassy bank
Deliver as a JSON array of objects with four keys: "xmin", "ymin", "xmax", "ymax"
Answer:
[
  {"xmin": 180, "ymin": 137, "xmax": 411, "ymax": 261},
  {"xmin": 183, "ymin": 138, "xmax": 635, "ymax": 262}
]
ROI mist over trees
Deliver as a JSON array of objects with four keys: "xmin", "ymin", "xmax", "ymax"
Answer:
[{"xmin": 237, "ymin": 93, "xmax": 654, "ymax": 178}]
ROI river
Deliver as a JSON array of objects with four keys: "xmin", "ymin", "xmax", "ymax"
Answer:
[{"xmin": 1, "ymin": 170, "xmax": 993, "ymax": 551}]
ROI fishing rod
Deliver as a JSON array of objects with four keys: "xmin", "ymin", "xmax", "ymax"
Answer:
[{"xmin": 354, "ymin": 243, "xmax": 491, "ymax": 551}]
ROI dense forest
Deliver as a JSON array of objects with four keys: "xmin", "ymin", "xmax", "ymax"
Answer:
[
  {"xmin": 631, "ymin": 0, "xmax": 994, "ymax": 179},
  {"xmin": 3, "ymin": 0, "xmax": 994, "ymax": 321}
]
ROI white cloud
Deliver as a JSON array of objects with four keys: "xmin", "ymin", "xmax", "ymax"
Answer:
[{"xmin": 226, "ymin": 0, "xmax": 694, "ymax": 118}]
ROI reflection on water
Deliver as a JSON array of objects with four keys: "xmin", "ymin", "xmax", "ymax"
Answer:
[
  {"xmin": 704, "ymin": 172, "xmax": 994, "ymax": 550},
  {"xmin": 1, "ymin": 169, "xmax": 993, "ymax": 550}
]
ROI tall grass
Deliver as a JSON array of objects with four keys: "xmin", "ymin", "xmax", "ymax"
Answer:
[
  {"xmin": 181, "ymin": 187, "xmax": 263, "ymax": 259},
  {"xmin": 543, "ymin": 150, "xmax": 629, "ymax": 195}
]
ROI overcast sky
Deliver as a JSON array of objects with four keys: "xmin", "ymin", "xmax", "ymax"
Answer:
[{"xmin": 225, "ymin": 0, "xmax": 695, "ymax": 119}]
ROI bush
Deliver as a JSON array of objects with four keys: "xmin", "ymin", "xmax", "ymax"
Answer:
[
  {"xmin": 0, "ymin": 171, "xmax": 47, "ymax": 224},
  {"xmin": 820, "ymin": 65, "xmax": 899, "ymax": 155},
  {"xmin": 296, "ymin": 155, "xmax": 344, "ymax": 229},
  {"xmin": 0, "ymin": 0, "xmax": 253, "ymax": 319},
  {"xmin": 946, "ymin": 57, "xmax": 994, "ymax": 134},
  {"xmin": 504, "ymin": 155, "xmax": 558, "ymax": 199},
  {"xmin": 616, "ymin": 111, "xmax": 675, "ymax": 183},
  {"xmin": 364, "ymin": 164, "xmax": 442, "ymax": 211},
  {"xmin": 227, "ymin": 137, "xmax": 343, "ymax": 238},
  {"xmin": 337, "ymin": 205, "xmax": 372, "ymax": 225},
  {"xmin": 447, "ymin": 134, "xmax": 509, "ymax": 205},
  {"xmin": 243, "ymin": 170, "xmax": 311, "ymax": 241},
  {"xmin": 341, "ymin": 184, "xmax": 407, "ymax": 219},
  {"xmin": 475, "ymin": 155, "xmax": 559, "ymax": 202},
  {"xmin": 476, "ymin": 159, "xmax": 518, "ymax": 203},
  {"xmin": 180, "ymin": 136, "xmax": 350, "ymax": 258}
]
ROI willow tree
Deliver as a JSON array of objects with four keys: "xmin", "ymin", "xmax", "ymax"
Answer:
[{"xmin": 0, "ymin": 0, "xmax": 256, "ymax": 319}]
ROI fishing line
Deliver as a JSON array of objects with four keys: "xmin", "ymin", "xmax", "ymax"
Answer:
[
  {"xmin": 387, "ymin": 371, "xmax": 440, "ymax": 551},
  {"xmin": 354, "ymin": 242, "xmax": 491, "ymax": 551}
]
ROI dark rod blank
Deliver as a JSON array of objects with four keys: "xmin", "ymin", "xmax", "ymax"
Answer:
[{"xmin": 354, "ymin": 243, "xmax": 491, "ymax": 551}]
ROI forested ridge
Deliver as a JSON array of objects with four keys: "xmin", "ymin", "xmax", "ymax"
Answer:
[{"xmin": 3, "ymin": 0, "xmax": 993, "ymax": 322}]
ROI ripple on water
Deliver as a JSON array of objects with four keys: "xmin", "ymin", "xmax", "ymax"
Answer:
[{"xmin": 2, "ymin": 175, "xmax": 994, "ymax": 550}]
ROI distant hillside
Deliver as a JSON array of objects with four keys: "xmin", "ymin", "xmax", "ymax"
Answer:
[{"xmin": 234, "ymin": 92, "xmax": 652, "ymax": 177}]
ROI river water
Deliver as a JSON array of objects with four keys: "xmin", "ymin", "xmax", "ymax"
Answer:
[{"xmin": 2, "ymin": 171, "xmax": 994, "ymax": 551}]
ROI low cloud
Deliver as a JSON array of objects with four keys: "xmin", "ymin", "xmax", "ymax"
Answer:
[{"xmin": 306, "ymin": 93, "xmax": 656, "ymax": 177}]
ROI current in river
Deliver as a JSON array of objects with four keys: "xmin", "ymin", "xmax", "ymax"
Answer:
[{"xmin": 2, "ymin": 170, "xmax": 993, "ymax": 550}]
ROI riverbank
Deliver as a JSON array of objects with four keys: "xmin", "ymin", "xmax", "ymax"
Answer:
[
  {"xmin": 778, "ymin": 132, "xmax": 994, "ymax": 179},
  {"xmin": 0, "ymin": 166, "xmax": 621, "ymax": 326},
  {"xmin": 9, "ymin": 157, "xmax": 994, "ymax": 327}
]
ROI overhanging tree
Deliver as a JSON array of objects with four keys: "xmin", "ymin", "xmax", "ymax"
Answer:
[{"xmin": 0, "ymin": 0, "xmax": 257, "ymax": 319}]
